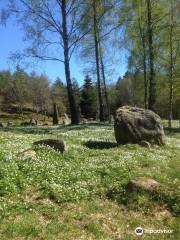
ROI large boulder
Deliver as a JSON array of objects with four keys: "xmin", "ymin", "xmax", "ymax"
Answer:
[
  {"xmin": 114, "ymin": 106, "xmax": 165, "ymax": 145},
  {"xmin": 33, "ymin": 139, "xmax": 67, "ymax": 153}
]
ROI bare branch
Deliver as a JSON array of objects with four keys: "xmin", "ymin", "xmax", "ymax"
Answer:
[
  {"xmin": 68, "ymin": 29, "xmax": 91, "ymax": 52},
  {"xmin": 25, "ymin": 54, "xmax": 64, "ymax": 63},
  {"xmin": 19, "ymin": 0, "xmax": 61, "ymax": 34}
]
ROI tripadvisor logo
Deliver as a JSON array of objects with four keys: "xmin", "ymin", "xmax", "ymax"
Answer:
[
  {"xmin": 135, "ymin": 227, "xmax": 143, "ymax": 236},
  {"xmin": 134, "ymin": 227, "xmax": 174, "ymax": 236}
]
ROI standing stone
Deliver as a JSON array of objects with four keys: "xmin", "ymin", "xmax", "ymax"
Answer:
[
  {"xmin": 53, "ymin": 103, "xmax": 59, "ymax": 125},
  {"xmin": 63, "ymin": 113, "xmax": 71, "ymax": 125},
  {"xmin": 114, "ymin": 106, "xmax": 165, "ymax": 145}
]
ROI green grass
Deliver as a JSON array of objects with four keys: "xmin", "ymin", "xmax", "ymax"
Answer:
[{"xmin": 0, "ymin": 123, "xmax": 180, "ymax": 239}]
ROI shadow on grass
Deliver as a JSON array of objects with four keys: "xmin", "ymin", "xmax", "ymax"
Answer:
[
  {"xmin": 164, "ymin": 128, "xmax": 180, "ymax": 139},
  {"xmin": 84, "ymin": 140, "xmax": 117, "ymax": 149},
  {"xmin": 0, "ymin": 122, "xmax": 113, "ymax": 135},
  {"xmin": 0, "ymin": 126, "xmax": 53, "ymax": 135},
  {"xmin": 106, "ymin": 184, "xmax": 180, "ymax": 216},
  {"xmin": 164, "ymin": 127, "xmax": 180, "ymax": 133},
  {"xmin": 58, "ymin": 122, "xmax": 113, "ymax": 131}
]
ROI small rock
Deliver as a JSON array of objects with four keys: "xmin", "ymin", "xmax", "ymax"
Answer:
[
  {"xmin": 30, "ymin": 119, "xmax": 37, "ymax": 125},
  {"xmin": 21, "ymin": 121, "xmax": 30, "ymax": 126},
  {"xmin": 155, "ymin": 209, "xmax": 171, "ymax": 219},
  {"xmin": 33, "ymin": 139, "xmax": 67, "ymax": 153},
  {"xmin": 20, "ymin": 119, "xmax": 37, "ymax": 126},
  {"xmin": 139, "ymin": 140, "xmax": 151, "ymax": 148},
  {"xmin": 0, "ymin": 122, "xmax": 3, "ymax": 128},
  {"xmin": 153, "ymin": 145, "xmax": 160, "ymax": 149},
  {"xmin": 82, "ymin": 118, "xmax": 88, "ymax": 124},
  {"xmin": 128, "ymin": 178, "xmax": 160, "ymax": 192},
  {"xmin": 17, "ymin": 149, "xmax": 36, "ymax": 160},
  {"xmin": 7, "ymin": 121, "xmax": 13, "ymax": 127}
]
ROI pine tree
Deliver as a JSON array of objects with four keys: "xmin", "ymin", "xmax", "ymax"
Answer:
[{"xmin": 80, "ymin": 75, "xmax": 97, "ymax": 119}]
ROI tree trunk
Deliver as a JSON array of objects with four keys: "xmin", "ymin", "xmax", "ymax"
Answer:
[
  {"xmin": 61, "ymin": 0, "xmax": 80, "ymax": 125},
  {"xmin": 142, "ymin": 35, "xmax": 148, "ymax": 109},
  {"xmin": 168, "ymin": 0, "xmax": 174, "ymax": 128},
  {"xmin": 139, "ymin": 2, "xmax": 148, "ymax": 109},
  {"xmin": 19, "ymin": 103, "xmax": 23, "ymax": 115},
  {"xmin": 146, "ymin": 0, "xmax": 156, "ymax": 111},
  {"xmin": 99, "ymin": 42, "xmax": 111, "ymax": 123},
  {"xmin": 138, "ymin": 13, "xmax": 148, "ymax": 109},
  {"xmin": 93, "ymin": 0, "xmax": 105, "ymax": 122}
]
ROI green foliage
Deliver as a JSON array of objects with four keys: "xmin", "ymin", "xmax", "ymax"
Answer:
[{"xmin": 0, "ymin": 69, "xmax": 69, "ymax": 116}]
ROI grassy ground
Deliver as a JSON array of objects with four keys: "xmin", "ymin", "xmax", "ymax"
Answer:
[{"xmin": 0, "ymin": 122, "xmax": 179, "ymax": 239}]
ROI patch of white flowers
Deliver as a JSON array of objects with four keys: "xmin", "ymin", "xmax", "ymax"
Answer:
[{"xmin": 0, "ymin": 125, "xmax": 180, "ymax": 202}]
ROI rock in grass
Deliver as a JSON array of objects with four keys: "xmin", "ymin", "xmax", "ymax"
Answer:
[
  {"xmin": 7, "ymin": 121, "xmax": 13, "ymax": 127},
  {"xmin": 17, "ymin": 149, "xmax": 36, "ymax": 160},
  {"xmin": 114, "ymin": 106, "xmax": 165, "ymax": 145},
  {"xmin": 21, "ymin": 119, "xmax": 37, "ymax": 126},
  {"xmin": 33, "ymin": 139, "xmax": 67, "ymax": 153},
  {"xmin": 20, "ymin": 121, "xmax": 30, "ymax": 126},
  {"xmin": 0, "ymin": 122, "xmax": 3, "ymax": 128},
  {"xmin": 128, "ymin": 178, "xmax": 160, "ymax": 192},
  {"xmin": 30, "ymin": 118, "xmax": 37, "ymax": 125},
  {"xmin": 139, "ymin": 140, "xmax": 151, "ymax": 148}
]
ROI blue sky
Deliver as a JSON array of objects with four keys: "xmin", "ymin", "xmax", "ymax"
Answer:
[{"xmin": 0, "ymin": 2, "xmax": 128, "ymax": 85}]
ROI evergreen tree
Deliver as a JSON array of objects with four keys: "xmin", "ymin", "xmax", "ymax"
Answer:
[{"xmin": 80, "ymin": 75, "xmax": 97, "ymax": 119}]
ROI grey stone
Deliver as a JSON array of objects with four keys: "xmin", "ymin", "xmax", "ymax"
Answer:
[
  {"xmin": 114, "ymin": 106, "xmax": 165, "ymax": 145},
  {"xmin": 63, "ymin": 113, "xmax": 71, "ymax": 125},
  {"xmin": 139, "ymin": 140, "xmax": 151, "ymax": 148},
  {"xmin": 7, "ymin": 121, "xmax": 13, "ymax": 127},
  {"xmin": 21, "ymin": 121, "xmax": 30, "ymax": 126},
  {"xmin": 21, "ymin": 119, "xmax": 37, "ymax": 126},
  {"xmin": 82, "ymin": 118, "xmax": 88, "ymax": 124},
  {"xmin": 30, "ymin": 119, "xmax": 37, "ymax": 125},
  {"xmin": 33, "ymin": 139, "xmax": 67, "ymax": 153},
  {"xmin": 128, "ymin": 178, "xmax": 160, "ymax": 192},
  {"xmin": 17, "ymin": 149, "xmax": 36, "ymax": 160}
]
